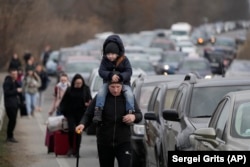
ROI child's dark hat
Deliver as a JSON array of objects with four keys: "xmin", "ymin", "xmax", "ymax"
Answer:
[{"xmin": 104, "ymin": 42, "xmax": 120, "ymax": 56}]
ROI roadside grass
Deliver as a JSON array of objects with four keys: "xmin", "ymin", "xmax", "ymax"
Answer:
[{"xmin": 0, "ymin": 116, "xmax": 14, "ymax": 167}]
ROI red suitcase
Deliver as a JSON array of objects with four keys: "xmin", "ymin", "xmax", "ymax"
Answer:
[
  {"xmin": 54, "ymin": 130, "xmax": 70, "ymax": 156},
  {"xmin": 45, "ymin": 128, "xmax": 54, "ymax": 153}
]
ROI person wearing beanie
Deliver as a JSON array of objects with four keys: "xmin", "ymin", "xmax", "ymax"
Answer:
[
  {"xmin": 92, "ymin": 34, "xmax": 136, "ymax": 123},
  {"xmin": 75, "ymin": 80, "xmax": 142, "ymax": 167}
]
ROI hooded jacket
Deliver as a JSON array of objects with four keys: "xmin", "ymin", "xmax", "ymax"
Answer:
[
  {"xmin": 60, "ymin": 74, "xmax": 92, "ymax": 117},
  {"xmin": 80, "ymin": 93, "xmax": 142, "ymax": 146},
  {"xmin": 99, "ymin": 35, "xmax": 132, "ymax": 86},
  {"xmin": 3, "ymin": 76, "xmax": 21, "ymax": 108},
  {"xmin": 8, "ymin": 58, "xmax": 22, "ymax": 71}
]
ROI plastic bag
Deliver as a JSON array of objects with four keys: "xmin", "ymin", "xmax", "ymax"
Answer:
[{"xmin": 47, "ymin": 115, "xmax": 68, "ymax": 132}]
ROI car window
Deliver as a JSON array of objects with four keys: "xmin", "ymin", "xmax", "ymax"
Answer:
[
  {"xmin": 175, "ymin": 86, "xmax": 188, "ymax": 115},
  {"xmin": 214, "ymin": 99, "xmax": 230, "ymax": 139},
  {"xmin": 140, "ymin": 86, "xmax": 155, "ymax": 112},
  {"xmin": 164, "ymin": 89, "xmax": 177, "ymax": 109},
  {"xmin": 209, "ymin": 98, "xmax": 227, "ymax": 128},
  {"xmin": 148, "ymin": 87, "xmax": 160, "ymax": 112},
  {"xmin": 233, "ymin": 102, "xmax": 250, "ymax": 138},
  {"xmin": 190, "ymin": 85, "xmax": 250, "ymax": 118}
]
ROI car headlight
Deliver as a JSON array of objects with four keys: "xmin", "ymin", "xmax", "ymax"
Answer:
[
  {"xmin": 133, "ymin": 125, "xmax": 145, "ymax": 135},
  {"xmin": 204, "ymin": 75, "xmax": 212, "ymax": 79},
  {"xmin": 164, "ymin": 65, "xmax": 169, "ymax": 70}
]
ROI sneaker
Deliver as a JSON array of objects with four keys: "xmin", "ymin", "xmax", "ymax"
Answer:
[
  {"xmin": 92, "ymin": 107, "xmax": 103, "ymax": 123},
  {"xmin": 6, "ymin": 138, "xmax": 18, "ymax": 143}
]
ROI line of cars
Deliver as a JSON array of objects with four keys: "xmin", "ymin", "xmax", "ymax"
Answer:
[{"xmin": 130, "ymin": 73, "xmax": 250, "ymax": 167}]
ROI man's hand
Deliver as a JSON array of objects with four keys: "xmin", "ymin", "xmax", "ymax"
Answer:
[
  {"xmin": 123, "ymin": 114, "xmax": 136, "ymax": 124},
  {"xmin": 112, "ymin": 74, "xmax": 120, "ymax": 82},
  {"xmin": 75, "ymin": 124, "xmax": 85, "ymax": 134}
]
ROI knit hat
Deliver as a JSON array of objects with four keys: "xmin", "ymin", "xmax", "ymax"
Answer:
[{"xmin": 104, "ymin": 42, "xmax": 120, "ymax": 55}]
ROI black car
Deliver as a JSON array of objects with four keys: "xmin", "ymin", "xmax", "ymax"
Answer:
[
  {"xmin": 155, "ymin": 51, "xmax": 187, "ymax": 75},
  {"xmin": 130, "ymin": 74, "xmax": 185, "ymax": 167},
  {"xmin": 144, "ymin": 73, "xmax": 250, "ymax": 166},
  {"xmin": 203, "ymin": 50, "xmax": 226, "ymax": 75}
]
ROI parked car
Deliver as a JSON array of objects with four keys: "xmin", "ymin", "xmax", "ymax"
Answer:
[
  {"xmin": 155, "ymin": 51, "xmax": 187, "ymax": 75},
  {"xmin": 203, "ymin": 50, "xmax": 226, "ymax": 75},
  {"xmin": 56, "ymin": 47, "xmax": 89, "ymax": 76},
  {"xmin": 144, "ymin": 80, "xmax": 183, "ymax": 167},
  {"xmin": 131, "ymin": 74, "xmax": 185, "ymax": 167},
  {"xmin": 225, "ymin": 59, "xmax": 250, "ymax": 77},
  {"xmin": 158, "ymin": 74, "xmax": 250, "ymax": 155},
  {"xmin": 62, "ymin": 56, "xmax": 100, "ymax": 84},
  {"xmin": 190, "ymin": 90, "xmax": 250, "ymax": 151},
  {"xmin": 176, "ymin": 57, "xmax": 213, "ymax": 79},
  {"xmin": 130, "ymin": 59, "xmax": 156, "ymax": 75},
  {"xmin": 45, "ymin": 50, "xmax": 59, "ymax": 76}
]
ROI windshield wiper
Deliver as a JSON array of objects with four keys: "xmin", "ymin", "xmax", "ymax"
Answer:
[{"xmin": 192, "ymin": 115, "xmax": 211, "ymax": 118}]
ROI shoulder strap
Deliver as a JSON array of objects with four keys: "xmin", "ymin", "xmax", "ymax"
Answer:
[{"xmin": 116, "ymin": 55, "xmax": 125, "ymax": 67}]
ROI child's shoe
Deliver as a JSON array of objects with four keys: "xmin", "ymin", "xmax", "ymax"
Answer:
[{"xmin": 93, "ymin": 107, "xmax": 103, "ymax": 123}]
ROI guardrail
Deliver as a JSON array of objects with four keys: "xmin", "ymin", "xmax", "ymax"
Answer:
[{"xmin": 0, "ymin": 93, "xmax": 5, "ymax": 131}]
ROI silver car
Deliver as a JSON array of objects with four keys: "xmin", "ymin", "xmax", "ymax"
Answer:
[{"xmin": 190, "ymin": 90, "xmax": 250, "ymax": 150}]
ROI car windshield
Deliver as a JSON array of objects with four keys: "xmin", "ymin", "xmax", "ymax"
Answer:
[
  {"xmin": 172, "ymin": 31, "xmax": 188, "ymax": 36},
  {"xmin": 181, "ymin": 60, "xmax": 208, "ymax": 71},
  {"xmin": 130, "ymin": 61, "xmax": 155, "ymax": 72},
  {"xmin": 151, "ymin": 42, "xmax": 175, "ymax": 50},
  {"xmin": 65, "ymin": 61, "xmax": 99, "ymax": 73},
  {"xmin": 214, "ymin": 38, "xmax": 236, "ymax": 48},
  {"xmin": 232, "ymin": 101, "xmax": 250, "ymax": 139},
  {"xmin": 228, "ymin": 60, "xmax": 250, "ymax": 72},
  {"xmin": 162, "ymin": 54, "xmax": 184, "ymax": 63},
  {"xmin": 190, "ymin": 85, "xmax": 250, "ymax": 118}
]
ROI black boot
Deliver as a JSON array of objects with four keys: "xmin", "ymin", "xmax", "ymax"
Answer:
[
  {"xmin": 92, "ymin": 107, "xmax": 103, "ymax": 123},
  {"xmin": 67, "ymin": 147, "xmax": 74, "ymax": 157}
]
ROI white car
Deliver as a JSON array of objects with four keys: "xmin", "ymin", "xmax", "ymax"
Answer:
[{"xmin": 176, "ymin": 40, "xmax": 198, "ymax": 54}]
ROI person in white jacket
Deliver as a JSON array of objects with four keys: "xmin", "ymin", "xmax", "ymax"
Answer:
[{"xmin": 49, "ymin": 73, "xmax": 70, "ymax": 116}]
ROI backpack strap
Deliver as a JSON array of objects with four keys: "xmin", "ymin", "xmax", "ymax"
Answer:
[{"xmin": 116, "ymin": 55, "xmax": 125, "ymax": 67}]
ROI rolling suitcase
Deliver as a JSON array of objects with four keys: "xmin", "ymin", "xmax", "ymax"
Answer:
[
  {"xmin": 45, "ymin": 128, "xmax": 54, "ymax": 153},
  {"xmin": 54, "ymin": 130, "xmax": 70, "ymax": 156}
]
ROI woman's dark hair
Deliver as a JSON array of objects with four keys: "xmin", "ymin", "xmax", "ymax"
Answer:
[{"xmin": 71, "ymin": 73, "xmax": 85, "ymax": 87}]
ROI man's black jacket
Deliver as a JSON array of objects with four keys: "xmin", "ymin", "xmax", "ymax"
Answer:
[
  {"xmin": 3, "ymin": 76, "xmax": 21, "ymax": 108},
  {"xmin": 80, "ymin": 92, "xmax": 142, "ymax": 146}
]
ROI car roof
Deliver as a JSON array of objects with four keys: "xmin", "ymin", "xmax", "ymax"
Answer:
[
  {"xmin": 133, "ymin": 74, "xmax": 185, "ymax": 84},
  {"xmin": 184, "ymin": 75, "xmax": 250, "ymax": 88},
  {"xmin": 66, "ymin": 56, "xmax": 99, "ymax": 62},
  {"xmin": 227, "ymin": 90, "xmax": 250, "ymax": 101}
]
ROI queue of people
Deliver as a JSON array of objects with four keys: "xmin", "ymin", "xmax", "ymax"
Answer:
[
  {"xmin": 3, "ymin": 35, "xmax": 143, "ymax": 167},
  {"xmin": 3, "ymin": 47, "xmax": 51, "ymax": 143}
]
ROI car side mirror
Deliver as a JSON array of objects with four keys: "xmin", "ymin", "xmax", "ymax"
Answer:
[
  {"xmin": 162, "ymin": 109, "xmax": 179, "ymax": 122},
  {"xmin": 190, "ymin": 128, "xmax": 219, "ymax": 148},
  {"xmin": 193, "ymin": 128, "xmax": 216, "ymax": 139},
  {"xmin": 144, "ymin": 112, "xmax": 157, "ymax": 121}
]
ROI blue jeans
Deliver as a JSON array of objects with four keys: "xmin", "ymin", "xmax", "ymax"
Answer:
[
  {"xmin": 25, "ymin": 93, "xmax": 37, "ymax": 116},
  {"xmin": 96, "ymin": 83, "xmax": 135, "ymax": 112}
]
